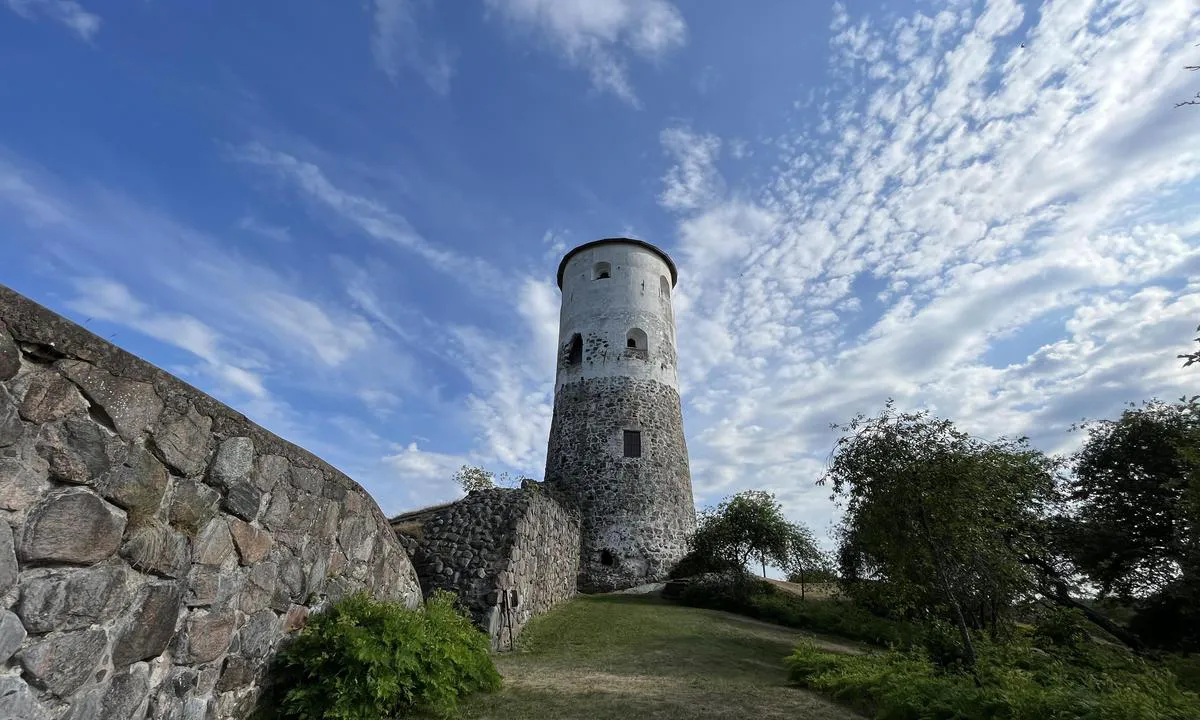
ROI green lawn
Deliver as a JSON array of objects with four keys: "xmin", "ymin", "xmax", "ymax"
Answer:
[{"xmin": 457, "ymin": 594, "xmax": 863, "ymax": 720}]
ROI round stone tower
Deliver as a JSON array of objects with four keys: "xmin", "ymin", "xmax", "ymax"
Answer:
[{"xmin": 544, "ymin": 238, "xmax": 696, "ymax": 592}]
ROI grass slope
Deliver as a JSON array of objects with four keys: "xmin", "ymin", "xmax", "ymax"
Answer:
[{"xmin": 457, "ymin": 594, "xmax": 862, "ymax": 720}]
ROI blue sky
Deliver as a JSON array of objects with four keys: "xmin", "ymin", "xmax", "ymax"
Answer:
[{"xmin": 2, "ymin": 0, "xmax": 1198, "ymax": 541}]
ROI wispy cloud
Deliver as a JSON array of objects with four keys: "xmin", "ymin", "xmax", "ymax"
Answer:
[
  {"xmin": 65, "ymin": 277, "xmax": 268, "ymax": 399},
  {"xmin": 656, "ymin": 0, "xmax": 1200, "ymax": 532},
  {"xmin": 236, "ymin": 215, "xmax": 292, "ymax": 243},
  {"xmin": 4, "ymin": 0, "xmax": 100, "ymax": 41},
  {"xmin": 230, "ymin": 143, "xmax": 497, "ymax": 286},
  {"xmin": 485, "ymin": 0, "xmax": 686, "ymax": 105},
  {"xmin": 370, "ymin": 0, "xmax": 455, "ymax": 94}
]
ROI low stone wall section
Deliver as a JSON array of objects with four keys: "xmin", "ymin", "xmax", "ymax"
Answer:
[
  {"xmin": 393, "ymin": 485, "xmax": 580, "ymax": 648},
  {"xmin": 0, "ymin": 285, "xmax": 422, "ymax": 720}
]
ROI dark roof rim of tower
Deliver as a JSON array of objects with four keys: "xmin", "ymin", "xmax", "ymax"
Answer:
[{"xmin": 556, "ymin": 237, "xmax": 679, "ymax": 290}]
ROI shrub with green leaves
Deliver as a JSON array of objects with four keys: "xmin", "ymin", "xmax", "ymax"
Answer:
[
  {"xmin": 787, "ymin": 638, "xmax": 1200, "ymax": 720},
  {"xmin": 257, "ymin": 590, "xmax": 500, "ymax": 719}
]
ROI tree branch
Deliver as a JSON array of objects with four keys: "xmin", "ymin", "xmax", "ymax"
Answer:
[{"xmin": 1020, "ymin": 553, "xmax": 1145, "ymax": 652}]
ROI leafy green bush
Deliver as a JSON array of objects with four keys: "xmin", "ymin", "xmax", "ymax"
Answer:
[
  {"xmin": 787, "ymin": 639, "xmax": 1200, "ymax": 720},
  {"xmin": 257, "ymin": 590, "xmax": 500, "ymax": 719},
  {"xmin": 675, "ymin": 574, "xmax": 921, "ymax": 648}
]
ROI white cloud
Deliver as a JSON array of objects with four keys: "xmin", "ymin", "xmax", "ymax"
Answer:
[
  {"xmin": 384, "ymin": 441, "xmax": 467, "ymax": 481},
  {"xmin": 65, "ymin": 277, "xmax": 268, "ymax": 399},
  {"xmin": 656, "ymin": 0, "xmax": 1200, "ymax": 534},
  {"xmin": 254, "ymin": 291, "xmax": 375, "ymax": 368},
  {"xmin": 370, "ymin": 0, "xmax": 455, "ymax": 94},
  {"xmin": 517, "ymin": 276, "xmax": 561, "ymax": 379},
  {"xmin": 5, "ymin": 0, "xmax": 100, "ymax": 41},
  {"xmin": 454, "ymin": 322, "xmax": 554, "ymax": 472},
  {"xmin": 485, "ymin": 0, "xmax": 686, "ymax": 104},
  {"xmin": 659, "ymin": 126, "xmax": 722, "ymax": 212}
]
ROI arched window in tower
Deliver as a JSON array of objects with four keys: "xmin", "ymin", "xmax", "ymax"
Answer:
[
  {"xmin": 563, "ymin": 333, "xmax": 583, "ymax": 367},
  {"xmin": 593, "ymin": 262, "xmax": 611, "ymax": 280},
  {"xmin": 626, "ymin": 328, "xmax": 648, "ymax": 351},
  {"xmin": 660, "ymin": 275, "xmax": 670, "ymax": 298}
]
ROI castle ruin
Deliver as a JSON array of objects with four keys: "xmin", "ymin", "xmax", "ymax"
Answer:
[
  {"xmin": 545, "ymin": 238, "xmax": 696, "ymax": 592},
  {"xmin": 0, "ymin": 237, "xmax": 696, "ymax": 718},
  {"xmin": 393, "ymin": 238, "xmax": 696, "ymax": 636}
]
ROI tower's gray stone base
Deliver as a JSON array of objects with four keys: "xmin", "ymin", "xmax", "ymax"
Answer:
[{"xmin": 545, "ymin": 377, "xmax": 695, "ymax": 592}]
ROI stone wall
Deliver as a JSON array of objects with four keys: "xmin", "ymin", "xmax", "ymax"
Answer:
[
  {"xmin": 0, "ymin": 285, "xmax": 422, "ymax": 720},
  {"xmin": 392, "ymin": 485, "xmax": 580, "ymax": 648},
  {"xmin": 545, "ymin": 376, "xmax": 695, "ymax": 592}
]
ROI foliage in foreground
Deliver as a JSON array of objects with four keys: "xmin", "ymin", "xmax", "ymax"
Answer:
[
  {"xmin": 258, "ymin": 591, "xmax": 500, "ymax": 719},
  {"xmin": 676, "ymin": 573, "xmax": 920, "ymax": 649},
  {"xmin": 787, "ymin": 636, "xmax": 1200, "ymax": 720}
]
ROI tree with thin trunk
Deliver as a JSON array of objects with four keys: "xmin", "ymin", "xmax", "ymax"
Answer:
[
  {"xmin": 689, "ymin": 490, "xmax": 817, "ymax": 579},
  {"xmin": 452, "ymin": 465, "xmax": 526, "ymax": 493},
  {"xmin": 822, "ymin": 402, "xmax": 1063, "ymax": 669}
]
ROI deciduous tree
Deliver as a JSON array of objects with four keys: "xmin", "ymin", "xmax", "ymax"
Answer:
[
  {"xmin": 1065, "ymin": 398, "xmax": 1200, "ymax": 598},
  {"xmin": 451, "ymin": 465, "xmax": 528, "ymax": 494},
  {"xmin": 822, "ymin": 402, "xmax": 1062, "ymax": 667}
]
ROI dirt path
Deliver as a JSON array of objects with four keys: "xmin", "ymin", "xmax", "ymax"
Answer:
[{"xmin": 457, "ymin": 595, "xmax": 863, "ymax": 720}]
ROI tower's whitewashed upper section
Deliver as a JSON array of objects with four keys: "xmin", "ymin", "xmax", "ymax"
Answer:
[{"xmin": 555, "ymin": 239, "xmax": 680, "ymax": 391}]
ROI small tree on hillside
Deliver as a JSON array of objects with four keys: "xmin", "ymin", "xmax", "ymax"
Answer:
[
  {"xmin": 718, "ymin": 490, "xmax": 794, "ymax": 576},
  {"xmin": 680, "ymin": 490, "xmax": 821, "ymax": 580},
  {"xmin": 453, "ymin": 465, "xmax": 495, "ymax": 493},
  {"xmin": 782, "ymin": 524, "xmax": 834, "ymax": 599},
  {"xmin": 452, "ymin": 465, "xmax": 527, "ymax": 494}
]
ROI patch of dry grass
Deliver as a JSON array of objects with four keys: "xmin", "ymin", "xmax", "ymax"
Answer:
[
  {"xmin": 457, "ymin": 594, "xmax": 862, "ymax": 720},
  {"xmin": 767, "ymin": 580, "xmax": 841, "ymax": 600}
]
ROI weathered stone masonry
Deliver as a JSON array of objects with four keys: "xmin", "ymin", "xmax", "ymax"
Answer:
[
  {"xmin": 544, "ymin": 377, "xmax": 693, "ymax": 592},
  {"xmin": 0, "ymin": 285, "xmax": 421, "ymax": 720},
  {"xmin": 392, "ymin": 485, "xmax": 580, "ymax": 648}
]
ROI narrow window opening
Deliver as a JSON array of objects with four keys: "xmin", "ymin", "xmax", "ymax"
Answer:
[
  {"xmin": 565, "ymin": 333, "xmax": 582, "ymax": 366},
  {"xmin": 600, "ymin": 549, "xmax": 615, "ymax": 567},
  {"xmin": 623, "ymin": 430, "xmax": 642, "ymax": 458},
  {"xmin": 593, "ymin": 262, "xmax": 611, "ymax": 280},
  {"xmin": 626, "ymin": 328, "xmax": 647, "ymax": 352},
  {"xmin": 660, "ymin": 275, "xmax": 671, "ymax": 298}
]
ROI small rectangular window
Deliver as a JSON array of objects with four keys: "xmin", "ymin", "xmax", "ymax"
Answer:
[{"xmin": 623, "ymin": 430, "xmax": 642, "ymax": 458}]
